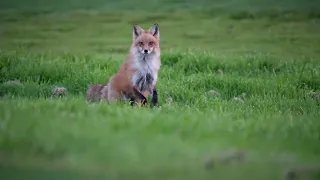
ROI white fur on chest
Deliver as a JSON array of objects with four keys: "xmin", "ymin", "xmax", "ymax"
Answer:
[{"xmin": 131, "ymin": 55, "xmax": 160, "ymax": 93}]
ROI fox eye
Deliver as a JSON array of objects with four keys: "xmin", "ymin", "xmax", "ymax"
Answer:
[
  {"xmin": 138, "ymin": 42, "xmax": 143, "ymax": 46},
  {"xmin": 148, "ymin": 42, "xmax": 154, "ymax": 46}
]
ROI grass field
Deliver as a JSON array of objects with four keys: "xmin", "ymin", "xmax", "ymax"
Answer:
[{"xmin": 1, "ymin": 0, "xmax": 320, "ymax": 179}]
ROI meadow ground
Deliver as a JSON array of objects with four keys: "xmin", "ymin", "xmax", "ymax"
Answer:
[{"xmin": 0, "ymin": 0, "xmax": 320, "ymax": 179}]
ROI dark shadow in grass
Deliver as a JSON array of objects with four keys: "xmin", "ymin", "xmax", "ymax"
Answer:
[
  {"xmin": 99, "ymin": 17, "xmax": 123, "ymax": 23},
  {"xmin": 198, "ymin": 8, "xmax": 219, "ymax": 19},
  {"xmin": 163, "ymin": 74, "xmax": 258, "ymax": 105},
  {"xmin": 105, "ymin": 47, "xmax": 128, "ymax": 54},
  {"xmin": 41, "ymin": 26, "xmax": 76, "ymax": 33},
  {"xmin": 91, "ymin": 46, "xmax": 128, "ymax": 54},
  {"xmin": 0, "ymin": 10, "xmax": 53, "ymax": 22},
  {"xmin": 308, "ymin": 11, "xmax": 320, "ymax": 19},
  {"xmin": 258, "ymin": 60, "xmax": 282, "ymax": 73},
  {"xmin": 297, "ymin": 78, "xmax": 320, "ymax": 91},
  {"xmin": 161, "ymin": 52, "xmax": 292, "ymax": 78},
  {"xmin": 127, "ymin": 14, "xmax": 172, "ymax": 24},
  {"xmin": 229, "ymin": 10, "xmax": 320, "ymax": 21},
  {"xmin": 190, "ymin": 75, "xmax": 255, "ymax": 99},
  {"xmin": 1, "ymin": 139, "xmax": 67, "ymax": 161},
  {"xmin": 96, "ymin": 14, "xmax": 124, "ymax": 23},
  {"xmin": 175, "ymin": 55, "xmax": 226, "ymax": 75},
  {"xmin": 284, "ymin": 165, "xmax": 320, "ymax": 180},
  {"xmin": 0, "ymin": 53, "xmax": 15, "ymax": 73},
  {"xmin": 0, "ymin": 16, "xmax": 20, "ymax": 22},
  {"xmin": 18, "ymin": 42, "xmax": 39, "ymax": 49},
  {"xmin": 229, "ymin": 11, "xmax": 255, "ymax": 20},
  {"xmin": 32, "ymin": 147, "xmax": 67, "ymax": 160},
  {"xmin": 18, "ymin": 10, "xmax": 53, "ymax": 18},
  {"xmin": 182, "ymin": 33, "xmax": 205, "ymax": 40},
  {"xmin": 0, "ymin": 82, "xmax": 53, "ymax": 98},
  {"xmin": 0, "ymin": 51, "xmax": 120, "ymax": 98},
  {"xmin": 161, "ymin": 52, "xmax": 183, "ymax": 66}
]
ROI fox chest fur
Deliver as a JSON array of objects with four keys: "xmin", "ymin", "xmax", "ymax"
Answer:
[{"xmin": 130, "ymin": 54, "xmax": 160, "ymax": 93}]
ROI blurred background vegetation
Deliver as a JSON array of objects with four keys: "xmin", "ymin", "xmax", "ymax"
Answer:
[{"xmin": 0, "ymin": 0, "xmax": 320, "ymax": 180}]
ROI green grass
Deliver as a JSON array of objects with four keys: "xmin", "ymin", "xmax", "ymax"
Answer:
[{"xmin": 1, "ymin": 0, "xmax": 320, "ymax": 179}]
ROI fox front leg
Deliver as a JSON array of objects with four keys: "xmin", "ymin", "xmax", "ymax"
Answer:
[
  {"xmin": 150, "ymin": 88, "xmax": 158, "ymax": 108},
  {"xmin": 132, "ymin": 85, "xmax": 148, "ymax": 106}
]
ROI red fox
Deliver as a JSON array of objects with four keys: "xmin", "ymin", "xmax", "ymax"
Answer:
[{"xmin": 86, "ymin": 24, "xmax": 161, "ymax": 107}]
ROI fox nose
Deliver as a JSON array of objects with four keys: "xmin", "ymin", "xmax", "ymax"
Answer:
[{"xmin": 144, "ymin": 49, "xmax": 148, "ymax": 54}]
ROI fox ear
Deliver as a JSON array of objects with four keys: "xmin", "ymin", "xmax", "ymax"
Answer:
[
  {"xmin": 149, "ymin": 23, "xmax": 159, "ymax": 38},
  {"xmin": 133, "ymin": 24, "xmax": 143, "ymax": 39}
]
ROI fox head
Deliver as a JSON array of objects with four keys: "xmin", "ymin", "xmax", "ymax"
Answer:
[{"xmin": 132, "ymin": 24, "xmax": 160, "ymax": 55}]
